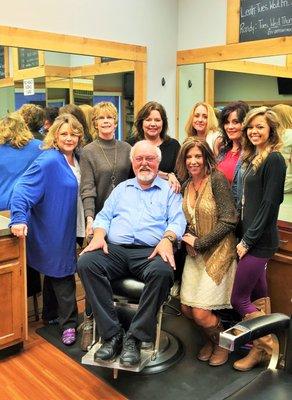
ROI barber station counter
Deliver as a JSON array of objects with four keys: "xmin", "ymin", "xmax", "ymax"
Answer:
[
  {"xmin": 267, "ymin": 219, "xmax": 292, "ymax": 316},
  {"xmin": 0, "ymin": 214, "xmax": 27, "ymax": 352}
]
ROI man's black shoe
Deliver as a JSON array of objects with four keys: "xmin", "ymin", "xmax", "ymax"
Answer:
[
  {"xmin": 120, "ymin": 333, "xmax": 141, "ymax": 366},
  {"xmin": 94, "ymin": 330, "xmax": 123, "ymax": 361}
]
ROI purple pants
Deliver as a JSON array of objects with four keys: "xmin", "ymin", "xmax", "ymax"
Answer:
[{"xmin": 231, "ymin": 254, "xmax": 269, "ymax": 317}]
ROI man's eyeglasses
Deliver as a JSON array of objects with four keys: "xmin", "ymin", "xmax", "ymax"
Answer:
[{"xmin": 134, "ymin": 156, "xmax": 158, "ymax": 163}]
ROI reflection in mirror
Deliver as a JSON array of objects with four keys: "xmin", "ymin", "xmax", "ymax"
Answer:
[
  {"xmin": 0, "ymin": 48, "xmax": 135, "ymax": 140},
  {"xmin": 178, "ymin": 54, "xmax": 292, "ymax": 223}
]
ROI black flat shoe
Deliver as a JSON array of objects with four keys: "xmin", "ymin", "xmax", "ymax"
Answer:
[
  {"xmin": 120, "ymin": 333, "xmax": 141, "ymax": 366},
  {"xmin": 94, "ymin": 330, "xmax": 123, "ymax": 361}
]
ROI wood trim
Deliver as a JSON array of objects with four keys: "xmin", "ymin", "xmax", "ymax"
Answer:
[
  {"xmin": 70, "ymin": 60, "xmax": 135, "ymax": 78},
  {"xmin": 38, "ymin": 50, "xmax": 45, "ymax": 67},
  {"xmin": 175, "ymin": 66, "xmax": 179, "ymax": 139},
  {"xmin": 0, "ymin": 77, "xmax": 14, "ymax": 88},
  {"xmin": 206, "ymin": 60, "xmax": 292, "ymax": 78},
  {"xmin": 226, "ymin": 0, "xmax": 240, "ymax": 44},
  {"xmin": 0, "ymin": 25, "xmax": 147, "ymax": 62},
  {"xmin": 215, "ymin": 100, "xmax": 292, "ymax": 107},
  {"xmin": 4, "ymin": 46, "xmax": 9, "ymax": 77},
  {"xmin": 204, "ymin": 69, "xmax": 214, "ymax": 106},
  {"xmin": 13, "ymin": 66, "xmax": 46, "ymax": 81},
  {"xmin": 134, "ymin": 61, "xmax": 147, "ymax": 117},
  {"xmin": 44, "ymin": 65, "xmax": 72, "ymax": 78},
  {"xmin": 177, "ymin": 36, "xmax": 292, "ymax": 65}
]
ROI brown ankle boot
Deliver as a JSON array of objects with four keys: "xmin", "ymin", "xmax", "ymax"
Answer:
[
  {"xmin": 233, "ymin": 310, "xmax": 273, "ymax": 372},
  {"xmin": 204, "ymin": 319, "xmax": 229, "ymax": 366},
  {"xmin": 197, "ymin": 340, "xmax": 214, "ymax": 362}
]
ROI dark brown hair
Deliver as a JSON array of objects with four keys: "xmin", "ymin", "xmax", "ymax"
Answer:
[
  {"xmin": 134, "ymin": 101, "xmax": 169, "ymax": 141},
  {"xmin": 176, "ymin": 137, "xmax": 216, "ymax": 181}
]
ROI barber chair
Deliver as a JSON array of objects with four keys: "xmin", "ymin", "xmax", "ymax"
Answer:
[
  {"xmin": 219, "ymin": 313, "xmax": 292, "ymax": 399},
  {"xmin": 81, "ymin": 277, "xmax": 184, "ymax": 378}
]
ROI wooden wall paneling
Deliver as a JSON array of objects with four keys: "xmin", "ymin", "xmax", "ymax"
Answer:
[
  {"xmin": 177, "ymin": 36, "xmax": 292, "ymax": 65},
  {"xmin": 134, "ymin": 61, "xmax": 147, "ymax": 117},
  {"xmin": 0, "ymin": 25, "xmax": 146, "ymax": 62},
  {"xmin": 204, "ymin": 68, "xmax": 214, "ymax": 106},
  {"xmin": 226, "ymin": 0, "xmax": 240, "ymax": 44}
]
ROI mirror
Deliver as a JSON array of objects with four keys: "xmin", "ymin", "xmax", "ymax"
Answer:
[
  {"xmin": 0, "ymin": 26, "xmax": 147, "ymax": 140},
  {"xmin": 178, "ymin": 53, "xmax": 292, "ymax": 223}
]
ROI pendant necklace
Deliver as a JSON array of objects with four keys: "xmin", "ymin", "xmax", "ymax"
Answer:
[{"xmin": 97, "ymin": 139, "xmax": 118, "ymax": 189}]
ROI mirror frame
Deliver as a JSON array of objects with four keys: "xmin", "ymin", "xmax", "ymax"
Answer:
[
  {"xmin": 176, "ymin": 0, "xmax": 292, "ymax": 120},
  {"xmin": 0, "ymin": 25, "xmax": 147, "ymax": 116}
]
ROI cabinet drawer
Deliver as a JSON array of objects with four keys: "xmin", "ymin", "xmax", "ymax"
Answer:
[
  {"xmin": 278, "ymin": 229, "xmax": 292, "ymax": 254},
  {"xmin": 0, "ymin": 237, "xmax": 19, "ymax": 263}
]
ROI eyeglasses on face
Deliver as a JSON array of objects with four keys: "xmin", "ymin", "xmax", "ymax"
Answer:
[{"xmin": 133, "ymin": 156, "xmax": 158, "ymax": 163}]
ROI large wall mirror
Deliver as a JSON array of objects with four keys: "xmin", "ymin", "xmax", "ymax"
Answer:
[
  {"xmin": 0, "ymin": 25, "xmax": 147, "ymax": 140},
  {"xmin": 177, "ymin": 20, "xmax": 292, "ymax": 224}
]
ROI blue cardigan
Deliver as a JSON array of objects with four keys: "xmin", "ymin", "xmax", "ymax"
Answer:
[
  {"xmin": 0, "ymin": 139, "xmax": 42, "ymax": 211},
  {"xmin": 10, "ymin": 149, "xmax": 78, "ymax": 277}
]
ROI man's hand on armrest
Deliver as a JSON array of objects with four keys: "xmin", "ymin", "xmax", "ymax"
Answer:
[{"xmin": 79, "ymin": 228, "xmax": 108, "ymax": 255}]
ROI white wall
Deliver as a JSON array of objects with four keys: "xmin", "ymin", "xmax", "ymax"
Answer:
[
  {"xmin": 0, "ymin": 0, "xmax": 178, "ymax": 134},
  {"xmin": 178, "ymin": 0, "xmax": 227, "ymax": 50}
]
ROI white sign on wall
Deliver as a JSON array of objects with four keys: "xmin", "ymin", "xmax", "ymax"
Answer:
[{"xmin": 23, "ymin": 79, "xmax": 35, "ymax": 96}]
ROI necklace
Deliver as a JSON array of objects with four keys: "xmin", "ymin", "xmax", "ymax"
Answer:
[
  {"xmin": 97, "ymin": 139, "xmax": 118, "ymax": 189},
  {"xmin": 191, "ymin": 177, "xmax": 206, "ymax": 199}
]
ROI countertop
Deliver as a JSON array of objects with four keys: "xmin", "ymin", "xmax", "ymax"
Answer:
[{"xmin": 0, "ymin": 215, "xmax": 11, "ymax": 237}]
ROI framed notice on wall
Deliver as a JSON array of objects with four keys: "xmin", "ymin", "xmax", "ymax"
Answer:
[
  {"xmin": 240, "ymin": 0, "xmax": 292, "ymax": 42},
  {"xmin": 0, "ymin": 46, "xmax": 5, "ymax": 78},
  {"xmin": 18, "ymin": 48, "xmax": 39, "ymax": 69}
]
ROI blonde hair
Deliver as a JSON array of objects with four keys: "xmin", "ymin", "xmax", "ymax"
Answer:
[
  {"xmin": 0, "ymin": 112, "xmax": 33, "ymax": 148},
  {"xmin": 79, "ymin": 104, "xmax": 95, "ymax": 139},
  {"xmin": 242, "ymin": 106, "xmax": 282, "ymax": 171},
  {"xmin": 271, "ymin": 104, "xmax": 292, "ymax": 132},
  {"xmin": 185, "ymin": 102, "xmax": 218, "ymax": 137},
  {"xmin": 42, "ymin": 113, "xmax": 84, "ymax": 150},
  {"xmin": 92, "ymin": 102, "xmax": 118, "ymax": 136}
]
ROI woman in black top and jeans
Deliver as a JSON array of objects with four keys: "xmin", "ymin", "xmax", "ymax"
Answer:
[{"xmin": 231, "ymin": 107, "xmax": 286, "ymax": 372}]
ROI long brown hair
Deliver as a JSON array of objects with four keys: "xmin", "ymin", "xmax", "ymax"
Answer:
[{"xmin": 176, "ymin": 137, "xmax": 216, "ymax": 181}]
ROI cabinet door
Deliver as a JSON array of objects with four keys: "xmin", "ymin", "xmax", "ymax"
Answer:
[
  {"xmin": 0, "ymin": 236, "xmax": 26, "ymax": 349},
  {"xmin": 0, "ymin": 260, "xmax": 23, "ymax": 348}
]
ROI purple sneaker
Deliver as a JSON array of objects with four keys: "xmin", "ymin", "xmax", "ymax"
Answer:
[{"xmin": 62, "ymin": 328, "xmax": 76, "ymax": 345}]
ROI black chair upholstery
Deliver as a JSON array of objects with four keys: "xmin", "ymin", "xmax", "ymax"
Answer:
[{"xmin": 219, "ymin": 313, "xmax": 292, "ymax": 400}]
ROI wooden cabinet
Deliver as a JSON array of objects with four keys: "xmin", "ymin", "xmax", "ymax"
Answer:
[
  {"xmin": 0, "ymin": 216, "xmax": 27, "ymax": 351},
  {"xmin": 267, "ymin": 220, "xmax": 292, "ymax": 316}
]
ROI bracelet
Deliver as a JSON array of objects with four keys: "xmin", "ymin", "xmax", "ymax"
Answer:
[{"xmin": 240, "ymin": 239, "xmax": 250, "ymax": 250}]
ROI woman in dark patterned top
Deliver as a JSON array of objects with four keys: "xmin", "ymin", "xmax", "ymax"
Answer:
[
  {"xmin": 176, "ymin": 137, "xmax": 237, "ymax": 367},
  {"xmin": 128, "ymin": 101, "xmax": 181, "ymax": 192},
  {"xmin": 231, "ymin": 107, "xmax": 286, "ymax": 372}
]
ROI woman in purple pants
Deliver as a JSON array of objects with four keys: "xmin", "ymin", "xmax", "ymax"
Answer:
[{"xmin": 231, "ymin": 107, "xmax": 286, "ymax": 372}]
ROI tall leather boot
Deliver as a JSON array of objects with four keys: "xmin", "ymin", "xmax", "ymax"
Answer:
[
  {"xmin": 233, "ymin": 310, "xmax": 274, "ymax": 372},
  {"xmin": 253, "ymin": 297, "xmax": 271, "ymax": 314},
  {"xmin": 204, "ymin": 318, "xmax": 229, "ymax": 366}
]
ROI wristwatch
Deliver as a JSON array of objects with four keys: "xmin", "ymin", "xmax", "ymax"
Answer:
[{"xmin": 162, "ymin": 235, "xmax": 176, "ymax": 244}]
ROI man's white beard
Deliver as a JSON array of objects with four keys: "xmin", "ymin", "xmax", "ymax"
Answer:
[{"xmin": 137, "ymin": 171, "xmax": 155, "ymax": 182}]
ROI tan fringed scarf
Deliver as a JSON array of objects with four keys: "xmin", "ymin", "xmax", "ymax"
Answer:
[{"xmin": 183, "ymin": 178, "xmax": 236, "ymax": 285}]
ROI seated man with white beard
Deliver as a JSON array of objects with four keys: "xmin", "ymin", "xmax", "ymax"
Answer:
[{"xmin": 77, "ymin": 140, "xmax": 186, "ymax": 366}]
